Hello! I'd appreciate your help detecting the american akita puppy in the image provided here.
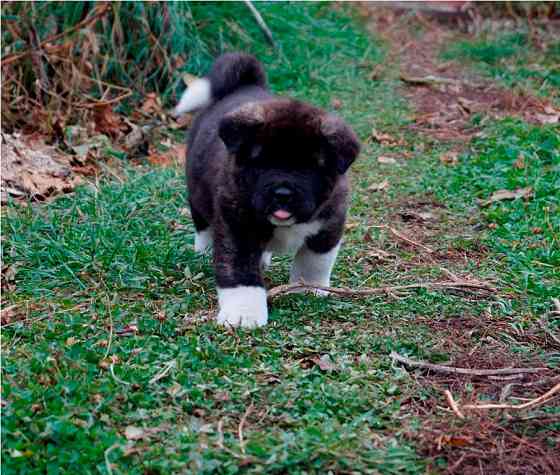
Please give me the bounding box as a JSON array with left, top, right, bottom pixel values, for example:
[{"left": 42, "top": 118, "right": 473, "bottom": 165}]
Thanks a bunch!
[{"left": 174, "top": 53, "right": 360, "bottom": 328}]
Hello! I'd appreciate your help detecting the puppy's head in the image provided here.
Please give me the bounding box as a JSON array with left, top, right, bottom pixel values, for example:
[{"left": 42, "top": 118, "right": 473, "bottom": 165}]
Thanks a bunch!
[{"left": 219, "top": 99, "right": 360, "bottom": 226}]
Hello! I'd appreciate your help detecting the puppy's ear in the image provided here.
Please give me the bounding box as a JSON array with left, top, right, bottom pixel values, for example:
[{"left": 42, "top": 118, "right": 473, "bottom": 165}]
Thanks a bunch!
[
  {"left": 320, "top": 115, "right": 360, "bottom": 174},
  {"left": 219, "top": 102, "right": 265, "bottom": 156}
]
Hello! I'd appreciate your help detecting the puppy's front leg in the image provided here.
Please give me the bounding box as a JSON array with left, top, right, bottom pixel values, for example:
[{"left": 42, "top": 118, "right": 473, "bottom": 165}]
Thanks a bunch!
[{"left": 213, "top": 237, "right": 268, "bottom": 328}]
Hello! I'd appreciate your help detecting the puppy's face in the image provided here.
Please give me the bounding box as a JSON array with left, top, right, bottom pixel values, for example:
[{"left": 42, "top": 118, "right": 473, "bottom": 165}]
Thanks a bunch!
[{"left": 219, "top": 100, "right": 360, "bottom": 226}]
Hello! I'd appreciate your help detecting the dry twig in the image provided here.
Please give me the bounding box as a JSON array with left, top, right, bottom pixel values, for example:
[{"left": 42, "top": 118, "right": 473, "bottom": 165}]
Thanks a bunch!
[
  {"left": 238, "top": 403, "right": 253, "bottom": 455},
  {"left": 464, "top": 383, "right": 560, "bottom": 411},
  {"left": 268, "top": 277, "right": 496, "bottom": 300},
  {"left": 149, "top": 359, "right": 176, "bottom": 385},
  {"left": 1, "top": 4, "right": 112, "bottom": 67},
  {"left": 444, "top": 389, "right": 465, "bottom": 419},
  {"left": 400, "top": 73, "right": 460, "bottom": 86},
  {"left": 387, "top": 226, "right": 435, "bottom": 253},
  {"left": 390, "top": 351, "right": 548, "bottom": 376},
  {"left": 243, "top": 1, "right": 275, "bottom": 46}
]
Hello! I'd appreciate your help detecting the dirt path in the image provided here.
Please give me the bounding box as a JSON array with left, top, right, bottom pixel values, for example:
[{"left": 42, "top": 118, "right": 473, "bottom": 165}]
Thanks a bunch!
[
  {"left": 361, "top": 5, "right": 557, "bottom": 143},
  {"left": 357, "top": 6, "right": 560, "bottom": 474}
]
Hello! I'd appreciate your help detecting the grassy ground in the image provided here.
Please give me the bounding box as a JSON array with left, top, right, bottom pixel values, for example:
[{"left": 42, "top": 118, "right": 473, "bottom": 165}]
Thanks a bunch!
[{"left": 2, "top": 3, "right": 559, "bottom": 474}]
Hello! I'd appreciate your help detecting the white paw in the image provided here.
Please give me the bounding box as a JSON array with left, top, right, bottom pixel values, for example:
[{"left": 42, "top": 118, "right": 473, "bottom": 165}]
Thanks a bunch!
[
  {"left": 261, "top": 252, "right": 272, "bottom": 270},
  {"left": 194, "top": 229, "right": 212, "bottom": 253},
  {"left": 216, "top": 286, "right": 268, "bottom": 328}
]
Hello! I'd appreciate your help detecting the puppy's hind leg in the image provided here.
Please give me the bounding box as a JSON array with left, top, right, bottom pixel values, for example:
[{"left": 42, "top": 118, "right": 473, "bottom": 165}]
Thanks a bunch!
[
  {"left": 290, "top": 242, "right": 341, "bottom": 296},
  {"left": 260, "top": 251, "right": 272, "bottom": 271},
  {"left": 191, "top": 206, "right": 212, "bottom": 254}
]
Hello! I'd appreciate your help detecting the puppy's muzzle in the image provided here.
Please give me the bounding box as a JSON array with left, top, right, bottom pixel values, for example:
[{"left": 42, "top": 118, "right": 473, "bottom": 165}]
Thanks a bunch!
[{"left": 269, "top": 185, "right": 296, "bottom": 226}]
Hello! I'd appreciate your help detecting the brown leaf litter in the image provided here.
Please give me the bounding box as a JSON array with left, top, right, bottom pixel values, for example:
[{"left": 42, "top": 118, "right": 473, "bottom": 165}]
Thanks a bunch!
[
  {"left": 1, "top": 132, "right": 83, "bottom": 203},
  {"left": 397, "top": 312, "right": 560, "bottom": 474}
]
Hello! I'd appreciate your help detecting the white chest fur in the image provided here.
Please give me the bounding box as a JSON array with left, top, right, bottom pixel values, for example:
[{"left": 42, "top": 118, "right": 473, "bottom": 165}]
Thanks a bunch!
[{"left": 266, "top": 220, "right": 322, "bottom": 254}]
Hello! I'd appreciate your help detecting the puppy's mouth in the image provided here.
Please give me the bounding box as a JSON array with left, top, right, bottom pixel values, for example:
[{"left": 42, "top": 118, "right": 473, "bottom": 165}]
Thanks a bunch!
[{"left": 269, "top": 209, "right": 295, "bottom": 227}]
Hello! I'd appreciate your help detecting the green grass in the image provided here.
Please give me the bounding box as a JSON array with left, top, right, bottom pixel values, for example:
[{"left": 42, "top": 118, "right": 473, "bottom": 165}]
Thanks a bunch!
[
  {"left": 442, "top": 30, "right": 560, "bottom": 104},
  {"left": 2, "top": 3, "right": 559, "bottom": 474},
  {"left": 424, "top": 119, "right": 560, "bottom": 316}
]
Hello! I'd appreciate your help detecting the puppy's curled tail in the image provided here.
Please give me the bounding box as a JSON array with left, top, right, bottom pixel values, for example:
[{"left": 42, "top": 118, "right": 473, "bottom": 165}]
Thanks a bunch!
[{"left": 173, "top": 53, "right": 266, "bottom": 116}]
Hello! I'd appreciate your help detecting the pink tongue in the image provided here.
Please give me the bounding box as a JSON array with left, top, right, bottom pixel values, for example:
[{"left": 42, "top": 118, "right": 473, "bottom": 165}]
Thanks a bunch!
[{"left": 273, "top": 210, "right": 292, "bottom": 220}]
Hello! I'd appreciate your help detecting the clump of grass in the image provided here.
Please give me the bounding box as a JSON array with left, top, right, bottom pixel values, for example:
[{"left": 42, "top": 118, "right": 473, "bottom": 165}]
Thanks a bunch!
[
  {"left": 444, "top": 32, "right": 529, "bottom": 65},
  {"left": 1, "top": 2, "right": 211, "bottom": 131}
]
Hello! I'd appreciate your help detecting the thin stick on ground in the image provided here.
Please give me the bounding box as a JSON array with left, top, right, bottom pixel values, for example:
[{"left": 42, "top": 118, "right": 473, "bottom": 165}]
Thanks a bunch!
[
  {"left": 109, "top": 364, "right": 130, "bottom": 386},
  {"left": 238, "top": 403, "right": 253, "bottom": 455},
  {"left": 444, "top": 389, "right": 465, "bottom": 419},
  {"left": 370, "top": 224, "right": 435, "bottom": 253},
  {"left": 538, "top": 298, "right": 560, "bottom": 346},
  {"left": 463, "top": 383, "right": 560, "bottom": 411},
  {"left": 149, "top": 359, "right": 176, "bottom": 385},
  {"left": 268, "top": 278, "right": 496, "bottom": 300},
  {"left": 390, "top": 351, "right": 548, "bottom": 376},
  {"left": 388, "top": 226, "right": 435, "bottom": 253},
  {"left": 243, "top": 1, "right": 275, "bottom": 46}
]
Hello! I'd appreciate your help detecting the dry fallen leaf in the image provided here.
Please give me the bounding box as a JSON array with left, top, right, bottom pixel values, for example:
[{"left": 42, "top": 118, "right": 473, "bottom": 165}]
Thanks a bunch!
[
  {"left": 365, "top": 249, "right": 396, "bottom": 262},
  {"left": 124, "top": 426, "right": 145, "bottom": 441},
  {"left": 1, "top": 133, "right": 83, "bottom": 203},
  {"left": 182, "top": 73, "right": 200, "bottom": 87},
  {"left": 147, "top": 144, "right": 186, "bottom": 167},
  {"left": 513, "top": 155, "right": 525, "bottom": 169},
  {"left": 370, "top": 129, "right": 403, "bottom": 146},
  {"left": 331, "top": 98, "right": 342, "bottom": 110},
  {"left": 1, "top": 264, "right": 17, "bottom": 293},
  {"left": 170, "top": 113, "right": 193, "bottom": 130},
  {"left": 399, "top": 210, "right": 436, "bottom": 222},
  {"left": 440, "top": 151, "right": 458, "bottom": 165},
  {"left": 377, "top": 156, "right": 398, "bottom": 165},
  {"left": 215, "top": 391, "right": 230, "bottom": 401},
  {"left": 116, "top": 323, "right": 138, "bottom": 337},
  {"left": 533, "top": 113, "right": 559, "bottom": 125},
  {"left": 532, "top": 104, "right": 560, "bottom": 125},
  {"left": 313, "top": 354, "right": 336, "bottom": 372},
  {"left": 480, "top": 187, "right": 533, "bottom": 207},
  {"left": 0, "top": 304, "right": 18, "bottom": 325},
  {"left": 93, "top": 104, "right": 128, "bottom": 139},
  {"left": 437, "top": 434, "right": 474, "bottom": 449},
  {"left": 140, "top": 93, "right": 163, "bottom": 116},
  {"left": 167, "top": 382, "right": 183, "bottom": 397},
  {"left": 367, "top": 179, "right": 389, "bottom": 192}
]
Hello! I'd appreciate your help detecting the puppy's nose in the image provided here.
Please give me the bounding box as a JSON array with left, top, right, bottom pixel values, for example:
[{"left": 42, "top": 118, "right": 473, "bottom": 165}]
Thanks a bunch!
[{"left": 273, "top": 186, "right": 293, "bottom": 203}]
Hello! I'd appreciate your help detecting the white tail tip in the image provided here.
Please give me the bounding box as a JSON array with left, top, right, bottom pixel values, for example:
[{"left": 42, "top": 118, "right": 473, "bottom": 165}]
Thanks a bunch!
[{"left": 173, "top": 78, "right": 212, "bottom": 117}]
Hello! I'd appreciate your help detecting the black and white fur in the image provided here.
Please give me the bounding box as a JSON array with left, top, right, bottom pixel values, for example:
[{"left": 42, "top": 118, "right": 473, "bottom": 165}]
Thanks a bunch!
[{"left": 175, "top": 53, "right": 360, "bottom": 328}]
